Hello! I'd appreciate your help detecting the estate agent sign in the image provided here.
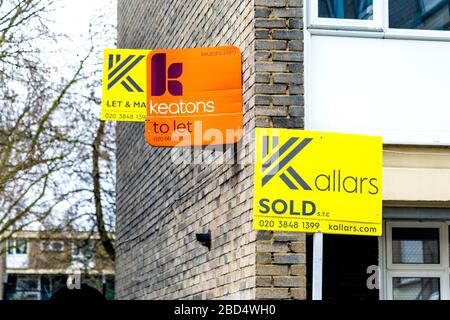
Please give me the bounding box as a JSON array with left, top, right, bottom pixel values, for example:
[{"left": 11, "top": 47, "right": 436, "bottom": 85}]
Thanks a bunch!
[
  {"left": 253, "top": 128, "right": 383, "bottom": 236},
  {"left": 101, "top": 46, "right": 243, "bottom": 147}
]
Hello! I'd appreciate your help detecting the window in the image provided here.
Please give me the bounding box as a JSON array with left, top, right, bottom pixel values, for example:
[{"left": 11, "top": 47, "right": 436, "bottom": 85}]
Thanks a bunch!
[
  {"left": 392, "top": 228, "right": 440, "bottom": 264},
  {"left": 40, "top": 275, "right": 66, "bottom": 300},
  {"left": 7, "top": 239, "right": 27, "bottom": 255},
  {"left": 319, "top": 0, "right": 373, "bottom": 19},
  {"left": 6, "top": 239, "right": 29, "bottom": 268},
  {"left": 383, "top": 221, "right": 450, "bottom": 300},
  {"left": 14, "top": 276, "right": 41, "bottom": 300},
  {"left": 393, "top": 277, "right": 440, "bottom": 300},
  {"left": 72, "top": 239, "right": 93, "bottom": 258},
  {"left": 309, "top": 0, "right": 450, "bottom": 36},
  {"left": 389, "top": 0, "right": 450, "bottom": 30},
  {"left": 40, "top": 240, "right": 65, "bottom": 252},
  {"left": 16, "top": 276, "right": 39, "bottom": 292},
  {"left": 71, "top": 239, "right": 95, "bottom": 269},
  {"left": 7, "top": 240, "right": 14, "bottom": 254},
  {"left": 309, "top": 0, "right": 383, "bottom": 31},
  {"left": 16, "top": 239, "right": 27, "bottom": 254}
]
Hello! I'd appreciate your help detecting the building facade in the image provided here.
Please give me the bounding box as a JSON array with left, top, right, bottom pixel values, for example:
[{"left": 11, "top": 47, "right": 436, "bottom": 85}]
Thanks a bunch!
[
  {"left": 116, "top": 0, "right": 450, "bottom": 300},
  {"left": 2, "top": 231, "right": 115, "bottom": 300}
]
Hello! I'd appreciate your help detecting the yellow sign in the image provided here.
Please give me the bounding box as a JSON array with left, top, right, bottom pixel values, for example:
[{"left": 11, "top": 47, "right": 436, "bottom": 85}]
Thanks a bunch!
[
  {"left": 253, "top": 129, "right": 382, "bottom": 236},
  {"left": 101, "top": 49, "right": 148, "bottom": 122}
]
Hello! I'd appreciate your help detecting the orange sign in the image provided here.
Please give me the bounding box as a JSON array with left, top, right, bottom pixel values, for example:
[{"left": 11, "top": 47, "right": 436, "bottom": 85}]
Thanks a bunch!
[{"left": 145, "top": 46, "right": 243, "bottom": 147}]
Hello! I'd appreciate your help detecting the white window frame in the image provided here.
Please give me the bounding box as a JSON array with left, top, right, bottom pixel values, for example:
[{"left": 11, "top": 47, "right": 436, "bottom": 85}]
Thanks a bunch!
[
  {"left": 307, "top": 0, "right": 450, "bottom": 41},
  {"left": 386, "top": 0, "right": 450, "bottom": 40},
  {"left": 386, "top": 271, "right": 446, "bottom": 300},
  {"left": 382, "top": 221, "right": 450, "bottom": 300},
  {"left": 386, "top": 221, "right": 446, "bottom": 271},
  {"left": 309, "top": 0, "right": 384, "bottom": 31}
]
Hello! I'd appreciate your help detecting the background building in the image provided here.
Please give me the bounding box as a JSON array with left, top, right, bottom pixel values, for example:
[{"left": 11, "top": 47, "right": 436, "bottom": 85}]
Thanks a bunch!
[
  {"left": 2, "top": 231, "right": 115, "bottom": 300},
  {"left": 116, "top": 0, "right": 450, "bottom": 300}
]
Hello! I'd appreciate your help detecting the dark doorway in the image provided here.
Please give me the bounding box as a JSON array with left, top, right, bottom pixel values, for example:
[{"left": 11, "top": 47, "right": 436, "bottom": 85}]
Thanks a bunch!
[{"left": 306, "top": 233, "right": 379, "bottom": 300}]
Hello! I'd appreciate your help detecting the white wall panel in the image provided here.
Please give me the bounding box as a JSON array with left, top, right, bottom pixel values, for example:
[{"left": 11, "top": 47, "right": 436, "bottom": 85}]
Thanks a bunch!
[{"left": 306, "top": 35, "right": 450, "bottom": 145}]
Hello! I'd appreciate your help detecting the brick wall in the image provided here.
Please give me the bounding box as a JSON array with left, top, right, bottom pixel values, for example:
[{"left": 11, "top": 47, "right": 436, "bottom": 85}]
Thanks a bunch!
[
  {"left": 116, "top": 0, "right": 306, "bottom": 300},
  {"left": 116, "top": 0, "right": 256, "bottom": 299},
  {"left": 253, "top": 0, "right": 306, "bottom": 300},
  {"left": 254, "top": 0, "right": 304, "bottom": 129}
]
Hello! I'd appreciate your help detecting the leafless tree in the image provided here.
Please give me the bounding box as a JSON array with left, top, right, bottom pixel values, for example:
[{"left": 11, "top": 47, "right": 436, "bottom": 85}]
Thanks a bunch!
[{"left": 0, "top": 0, "right": 116, "bottom": 261}]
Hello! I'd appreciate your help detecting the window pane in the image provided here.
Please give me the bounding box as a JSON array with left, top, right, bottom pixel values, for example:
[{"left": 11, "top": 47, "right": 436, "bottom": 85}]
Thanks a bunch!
[
  {"left": 52, "top": 241, "right": 64, "bottom": 252},
  {"left": 73, "top": 240, "right": 94, "bottom": 258},
  {"left": 41, "top": 240, "right": 64, "bottom": 252},
  {"left": 319, "top": 0, "right": 373, "bottom": 19},
  {"left": 7, "top": 240, "right": 14, "bottom": 254},
  {"left": 82, "top": 240, "right": 94, "bottom": 258},
  {"left": 15, "top": 239, "right": 27, "bottom": 254},
  {"left": 389, "top": 0, "right": 450, "bottom": 30},
  {"left": 393, "top": 277, "right": 440, "bottom": 300},
  {"left": 392, "top": 228, "right": 439, "bottom": 264},
  {"left": 16, "top": 276, "right": 39, "bottom": 291}
]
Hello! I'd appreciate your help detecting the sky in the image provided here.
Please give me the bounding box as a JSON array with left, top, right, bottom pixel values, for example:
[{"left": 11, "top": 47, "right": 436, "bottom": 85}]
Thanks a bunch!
[
  {"left": 51, "top": 0, "right": 111, "bottom": 36},
  {"left": 45, "top": 0, "right": 117, "bottom": 72},
  {"left": 35, "top": 0, "right": 117, "bottom": 230}
]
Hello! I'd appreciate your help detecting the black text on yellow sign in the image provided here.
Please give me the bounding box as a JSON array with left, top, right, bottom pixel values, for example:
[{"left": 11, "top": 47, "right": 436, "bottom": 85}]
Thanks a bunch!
[
  {"left": 101, "top": 49, "right": 148, "bottom": 122},
  {"left": 253, "top": 129, "right": 383, "bottom": 236}
]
